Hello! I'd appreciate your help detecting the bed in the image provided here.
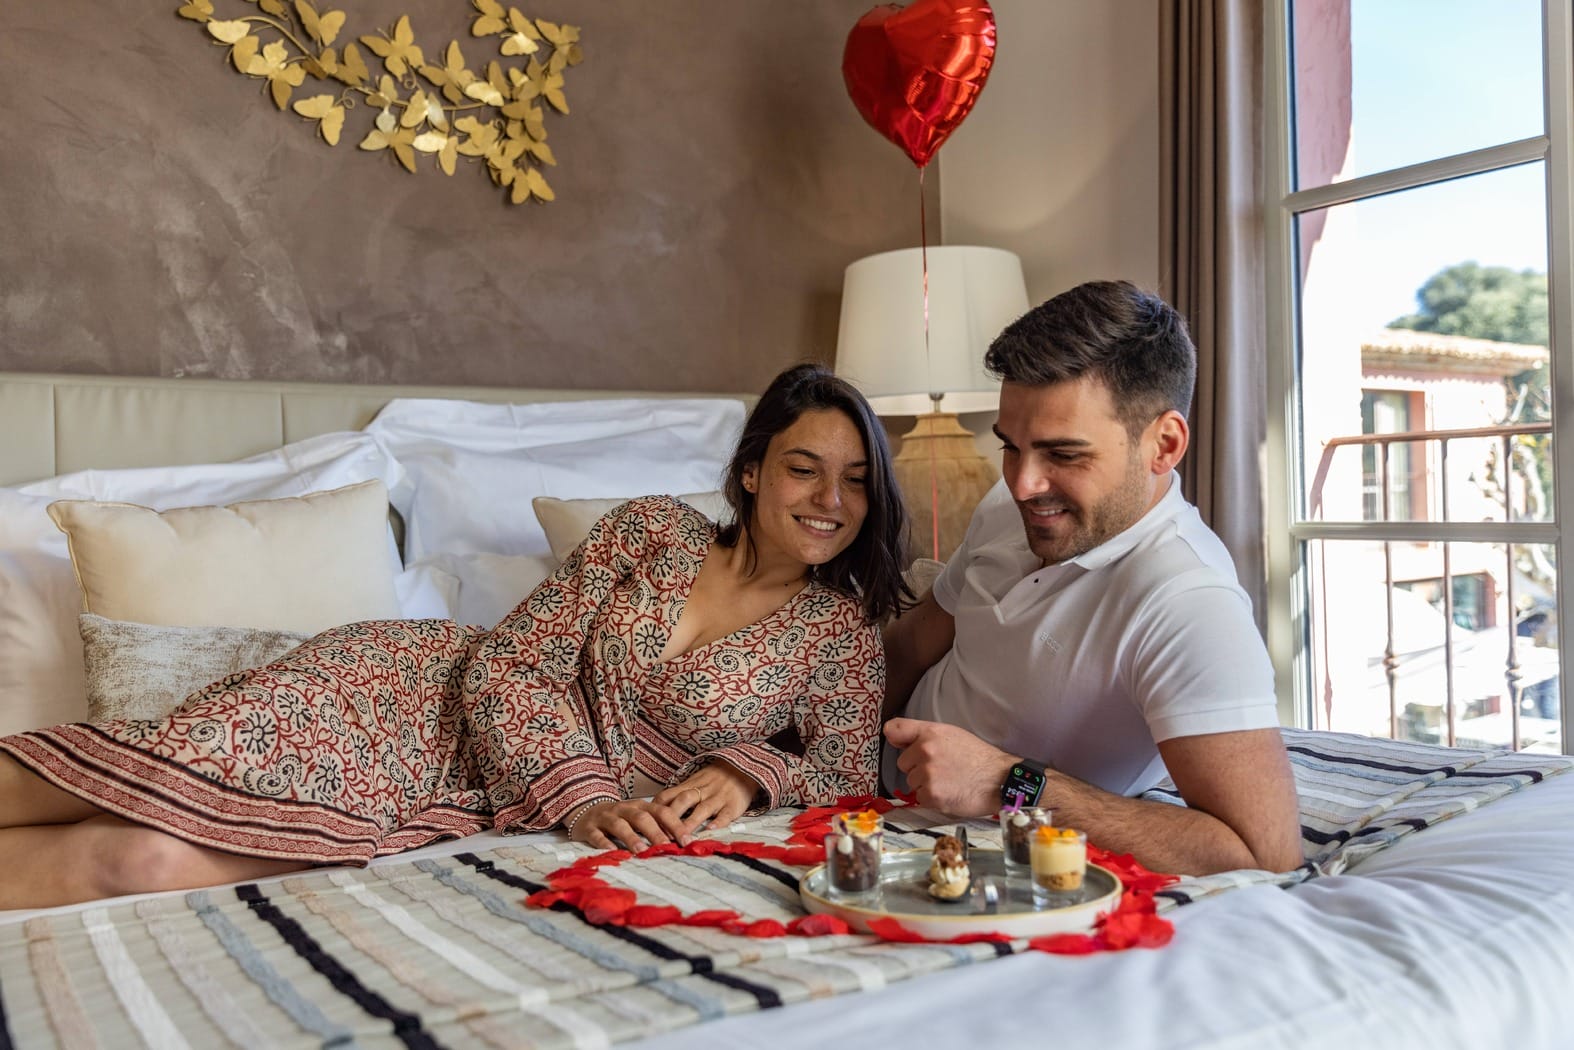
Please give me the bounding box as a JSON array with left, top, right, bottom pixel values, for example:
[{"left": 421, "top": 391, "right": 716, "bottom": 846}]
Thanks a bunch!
[{"left": 1, "top": 372, "right": 1571, "bottom": 1050}]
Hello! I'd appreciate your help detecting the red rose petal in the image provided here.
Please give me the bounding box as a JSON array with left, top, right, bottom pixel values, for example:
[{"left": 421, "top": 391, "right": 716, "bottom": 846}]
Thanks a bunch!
[
  {"left": 623, "top": 905, "right": 684, "bottom": 927},
  {"left": 788, "top": 827, "right": 831, "bottom": 848},
  {"left": 678, "top": 910, "right": 742, "bottom": 927},
  {"left": 740, "top": 919, "right": 787, "bottom": 938},
  {"left": 866, "top": 917, "right": 929, "bottom": 943},
  {"left": 1029, "top": 933, "right": 1100, "bottom": 955},
  {"left": 579, "top": 886, "right": 638, "bottom": 925},
  {"left": 787, "top": 914, "right": 851, "bottom": 937},
  {"left": 780, "top": 846, "right": 824, "bottom": 866},
  {"left": 947, "top": 931, "right": 1014, "bottom": 945},
  {"left": 546, "top": 873, "right": 607, "bottom": 892}
]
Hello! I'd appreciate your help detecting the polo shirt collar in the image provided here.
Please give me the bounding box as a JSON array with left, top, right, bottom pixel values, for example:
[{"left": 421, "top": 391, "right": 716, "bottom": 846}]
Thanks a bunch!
[{"left": 1059, "top": 470, "right": 1185, "bottom": 572}]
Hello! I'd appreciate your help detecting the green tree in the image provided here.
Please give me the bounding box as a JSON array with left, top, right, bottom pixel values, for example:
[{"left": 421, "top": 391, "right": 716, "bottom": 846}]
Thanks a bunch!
[{"left": 1389, "top": 260, "right": 1548, "bottom": 347}]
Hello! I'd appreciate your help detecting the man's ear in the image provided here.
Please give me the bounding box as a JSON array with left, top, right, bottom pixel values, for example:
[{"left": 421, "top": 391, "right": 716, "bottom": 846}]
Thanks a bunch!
[{"left": 1148, "top": 410, "right": 1189, "bottom": 475}]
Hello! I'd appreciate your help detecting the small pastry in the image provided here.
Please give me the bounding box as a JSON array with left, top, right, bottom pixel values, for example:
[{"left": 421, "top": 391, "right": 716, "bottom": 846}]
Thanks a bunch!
[{"left": 927, "top": 834, "right": 972, "bottom": 901}]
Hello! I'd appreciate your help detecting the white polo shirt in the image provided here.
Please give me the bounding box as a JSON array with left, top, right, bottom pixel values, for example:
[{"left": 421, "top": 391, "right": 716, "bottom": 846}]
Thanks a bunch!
[{"left": 886, "top": 474, "right": 1278, "bottom": 798}]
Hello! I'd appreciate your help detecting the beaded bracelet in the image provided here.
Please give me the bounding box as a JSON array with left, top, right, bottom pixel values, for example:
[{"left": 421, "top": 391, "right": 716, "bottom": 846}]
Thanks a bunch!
[{"left": 564, "top": 798, "right": 616, "bottom": 838}]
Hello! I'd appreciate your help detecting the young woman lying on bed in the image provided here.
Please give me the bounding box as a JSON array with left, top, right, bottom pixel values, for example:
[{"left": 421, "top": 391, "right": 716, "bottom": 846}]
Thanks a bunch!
[{"left": 0, "top": 364, "right": 911, "bottom": 909}]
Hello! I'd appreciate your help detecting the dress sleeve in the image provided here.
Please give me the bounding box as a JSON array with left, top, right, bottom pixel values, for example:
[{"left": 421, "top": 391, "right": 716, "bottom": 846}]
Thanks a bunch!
[
  {"left": 687, "top": 615, "right": 885, "bottom": 810},
  {"left": 462, "top": 497, "right": 663, "bottom": 832}
]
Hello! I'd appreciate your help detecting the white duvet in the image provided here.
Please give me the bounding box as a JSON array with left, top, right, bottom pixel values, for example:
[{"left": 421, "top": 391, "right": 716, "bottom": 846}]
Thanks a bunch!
[{"left": 637, "top": 771, "right": 1574, "bottom": 1050}]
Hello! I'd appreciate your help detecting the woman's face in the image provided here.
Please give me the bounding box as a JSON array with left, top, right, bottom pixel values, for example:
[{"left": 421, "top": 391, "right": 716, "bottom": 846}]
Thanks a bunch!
[{"left": 741, "top": 408, "right": 870, "bottom": 569}]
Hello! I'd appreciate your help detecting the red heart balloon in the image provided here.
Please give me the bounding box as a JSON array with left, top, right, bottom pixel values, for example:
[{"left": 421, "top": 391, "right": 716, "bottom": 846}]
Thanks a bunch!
[{"left": 842, "top": 0, "right": 997, "bottom": 168}]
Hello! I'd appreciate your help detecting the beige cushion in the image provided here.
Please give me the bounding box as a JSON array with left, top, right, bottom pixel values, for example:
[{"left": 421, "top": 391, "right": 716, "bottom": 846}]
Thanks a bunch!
[
  {"left": 904, "top": 557, "right": 945, "bottom": 597},
  {"left": 47, "top": 480, "right": 400, "bottom": 633},
  {"left": 79, "top": 614, "right": 309, "bottom": 722},
  {"left": 532, "top": 492, "right": 730, "bottom": 563}
]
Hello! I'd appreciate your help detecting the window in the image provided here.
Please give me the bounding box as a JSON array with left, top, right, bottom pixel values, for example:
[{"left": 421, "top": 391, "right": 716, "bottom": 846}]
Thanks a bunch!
[
  {"left": 1360, "top": 389, "right": 1420, "bottom": 521},
  {"left": 1265, "top": 1, "right": 1571, "bottom": 755}
]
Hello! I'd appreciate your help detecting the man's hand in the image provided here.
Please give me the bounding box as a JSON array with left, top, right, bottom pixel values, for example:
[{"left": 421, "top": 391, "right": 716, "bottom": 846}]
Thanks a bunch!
[
  {"left": 884, "top": 717, "right": 1015, "bottom": 817},
  {"left": 652, "top": 760, "right": 758, "bottom": 836}
]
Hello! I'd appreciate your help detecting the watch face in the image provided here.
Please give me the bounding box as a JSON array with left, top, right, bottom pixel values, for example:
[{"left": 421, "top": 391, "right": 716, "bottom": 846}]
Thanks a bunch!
[{"left": 1002, "top": 765, "right": 1045, "bottom": 807}]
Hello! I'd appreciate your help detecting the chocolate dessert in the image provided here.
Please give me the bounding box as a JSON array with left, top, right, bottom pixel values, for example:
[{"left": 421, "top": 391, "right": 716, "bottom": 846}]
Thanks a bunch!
[
  {"left": 828, "top": 810, "right": 883, "bottom": 894},
  {"left": 1001, "top": 806, "right": 1050, "bottom": 867}
]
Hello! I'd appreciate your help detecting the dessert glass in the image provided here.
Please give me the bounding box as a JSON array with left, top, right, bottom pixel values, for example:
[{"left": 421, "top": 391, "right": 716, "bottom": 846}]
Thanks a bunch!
[
  {"left": 826, "top": 809, "right": 884, "bottom": 899},
  {"left": 1029, "top": 827, "right": 1088, "bottom": 906},
  {"left": 997, "top": 805, "right": 1052, "bottom": 874}
]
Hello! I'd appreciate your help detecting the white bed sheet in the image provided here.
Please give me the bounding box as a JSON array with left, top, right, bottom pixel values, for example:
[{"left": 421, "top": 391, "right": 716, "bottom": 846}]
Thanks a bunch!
[
  {"left": 5, "top": 775, "right": 1571, "bottom": 1050},
  {"left": 633, "top": 773, "right": 1574, "bottom": 1050}
]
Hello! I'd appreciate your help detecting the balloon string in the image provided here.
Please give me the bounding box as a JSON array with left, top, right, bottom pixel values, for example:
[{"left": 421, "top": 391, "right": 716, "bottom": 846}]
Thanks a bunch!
[
  {"left": 919, "top": 166, "right": 939, "bottom": 560},
  {"left": 919, "top": 166, "right": 938, "bottom": 557}
]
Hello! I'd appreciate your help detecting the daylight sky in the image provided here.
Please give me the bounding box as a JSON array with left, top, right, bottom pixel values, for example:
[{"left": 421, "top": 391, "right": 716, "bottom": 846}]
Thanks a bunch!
[{"left": 1338, "top": 0, "right": 1548, "bottom": 336}]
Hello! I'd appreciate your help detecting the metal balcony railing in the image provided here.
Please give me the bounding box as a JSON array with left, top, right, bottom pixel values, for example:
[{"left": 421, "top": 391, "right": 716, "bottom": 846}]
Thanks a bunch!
[{"left": 1305, "top": 422, "right": 1557, "bottom": 751}]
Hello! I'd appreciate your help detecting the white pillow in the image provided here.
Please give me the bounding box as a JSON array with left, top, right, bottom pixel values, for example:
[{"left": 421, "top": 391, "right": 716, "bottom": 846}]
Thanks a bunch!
[
  {"left": 403, "top": 551, "right": 558, "bottom": 627},
  {"left": 392, "top": 562, "right": 457, "bottom": 620},
  {"left": 47, "top": 481, "right": 400, "bottom": 633},
  {"left": 16, "top": 431, "right": 406, "bottom": 511},
  {"left": 0, "top": 542, "right": 92, "bottom": 734},
  {"left": 366, "top": 397, "right": 744, "bottom": 562},
  {"left": 533, "top": 491, "right": 730, "bottom": 563},
  {"left": 0, "top": 432, "right": 405, "bottom": 737}
]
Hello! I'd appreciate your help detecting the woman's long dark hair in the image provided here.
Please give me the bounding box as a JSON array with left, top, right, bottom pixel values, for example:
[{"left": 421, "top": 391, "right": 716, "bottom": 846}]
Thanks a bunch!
[{"left": 715, "top": 363, "right": 912, "bottom": 623}]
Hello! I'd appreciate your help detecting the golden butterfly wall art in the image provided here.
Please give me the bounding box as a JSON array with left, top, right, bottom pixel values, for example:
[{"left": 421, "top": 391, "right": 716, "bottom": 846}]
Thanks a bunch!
[{"left": 177, "top": 0, "right": 582, "bottom": 204}]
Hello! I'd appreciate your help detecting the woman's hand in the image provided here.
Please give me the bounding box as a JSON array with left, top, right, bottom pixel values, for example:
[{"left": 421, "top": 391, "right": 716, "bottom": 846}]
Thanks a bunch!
[
  {"left": 568, "top": 799, "right": 693, "bottom": 852},
  {"left": 652, "top": 761, "right": 759, "bottom": 836}
]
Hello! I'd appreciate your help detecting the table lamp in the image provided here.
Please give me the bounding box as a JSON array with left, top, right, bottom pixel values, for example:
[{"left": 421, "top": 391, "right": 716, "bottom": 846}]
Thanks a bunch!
[{"left": 835, "top": 245, "right": 1031, "bottom": 561}]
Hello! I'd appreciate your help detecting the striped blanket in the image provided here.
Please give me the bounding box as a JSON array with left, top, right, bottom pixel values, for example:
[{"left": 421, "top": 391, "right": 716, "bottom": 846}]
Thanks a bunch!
[
  {"left": 0, "top": 729, "right": 1567, "bottom": 1049},
  {"left": 1143, "top": 729, "right": 1571, "bottom": 906}
]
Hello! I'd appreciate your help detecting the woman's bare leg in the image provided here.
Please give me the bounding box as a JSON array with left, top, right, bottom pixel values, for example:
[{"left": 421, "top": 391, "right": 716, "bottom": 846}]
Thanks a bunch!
[
  {"left": 0, "top": 753, "right": 102, "bottom": 827},
  {"left": 0, "top": 815, "right": 307, "bottom": 910}
]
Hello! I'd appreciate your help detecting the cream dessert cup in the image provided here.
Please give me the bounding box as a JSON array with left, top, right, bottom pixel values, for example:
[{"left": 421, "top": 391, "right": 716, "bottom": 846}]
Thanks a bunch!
[{"left": 1029, "top": 827, "right": 1088, "bottom": 905}]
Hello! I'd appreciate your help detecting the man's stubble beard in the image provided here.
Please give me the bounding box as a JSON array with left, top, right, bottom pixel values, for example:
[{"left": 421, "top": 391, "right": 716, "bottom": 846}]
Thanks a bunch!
[{"left": 1022, "top": 453, "right": 1151, "bottom": 566}]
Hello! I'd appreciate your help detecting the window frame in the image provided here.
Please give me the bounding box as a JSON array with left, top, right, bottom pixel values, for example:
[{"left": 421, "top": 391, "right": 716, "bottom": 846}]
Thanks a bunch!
[{"left": 1263, "top": 0, "right": 1574, "bottom": 754}]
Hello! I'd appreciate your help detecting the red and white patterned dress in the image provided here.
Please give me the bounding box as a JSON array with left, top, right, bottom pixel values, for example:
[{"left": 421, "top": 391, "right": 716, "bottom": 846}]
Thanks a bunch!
[{"left": 0, "top": 497, "right": 884, "bottom": 864}]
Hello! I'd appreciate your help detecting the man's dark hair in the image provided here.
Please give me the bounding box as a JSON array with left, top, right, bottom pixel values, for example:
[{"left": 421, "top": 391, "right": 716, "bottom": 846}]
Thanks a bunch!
[
  {"left": 716, "top": 363, "right": 913, "bottom": 623},
  {"left": 983, "top": 280, "right": 1197, "bottom": 435}
]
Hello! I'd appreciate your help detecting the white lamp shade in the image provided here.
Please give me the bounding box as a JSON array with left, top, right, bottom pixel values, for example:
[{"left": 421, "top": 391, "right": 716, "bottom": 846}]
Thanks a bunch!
[{"left": 835, "top": 246, "right": 1030, "bottom": 416}]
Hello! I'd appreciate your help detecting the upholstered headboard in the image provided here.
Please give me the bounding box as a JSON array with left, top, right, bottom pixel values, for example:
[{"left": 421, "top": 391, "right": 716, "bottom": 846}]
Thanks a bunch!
[{"left": 0, "top": 372, "right": 751, "bottom": 486}]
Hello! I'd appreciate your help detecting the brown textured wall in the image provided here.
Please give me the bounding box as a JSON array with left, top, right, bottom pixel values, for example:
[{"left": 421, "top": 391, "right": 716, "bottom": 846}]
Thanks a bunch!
[{"left": 0, "top": 2, "right": 934, "bottom": 394}]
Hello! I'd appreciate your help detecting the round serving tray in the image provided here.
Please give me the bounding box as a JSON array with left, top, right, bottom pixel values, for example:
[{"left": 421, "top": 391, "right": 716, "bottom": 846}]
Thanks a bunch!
[{"left": 799, "top": 848, "right": 1120, "bottom": 940}]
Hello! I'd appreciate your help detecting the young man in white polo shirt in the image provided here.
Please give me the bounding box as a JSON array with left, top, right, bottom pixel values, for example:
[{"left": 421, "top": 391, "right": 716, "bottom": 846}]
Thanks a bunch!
[{"left": 882, "top": 281, "right": 1302, "bottom": 876}]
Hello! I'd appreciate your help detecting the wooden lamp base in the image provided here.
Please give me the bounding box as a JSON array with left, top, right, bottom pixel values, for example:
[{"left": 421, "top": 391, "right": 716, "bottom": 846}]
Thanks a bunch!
[{"left": 891, "top": 412, "right": 999, "bottom": 563}]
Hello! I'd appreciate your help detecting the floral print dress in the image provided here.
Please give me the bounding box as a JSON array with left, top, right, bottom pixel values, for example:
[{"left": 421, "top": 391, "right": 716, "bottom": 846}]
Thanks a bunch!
[{"left": 0, "top": 497, "right": 884, "bottom": 864}]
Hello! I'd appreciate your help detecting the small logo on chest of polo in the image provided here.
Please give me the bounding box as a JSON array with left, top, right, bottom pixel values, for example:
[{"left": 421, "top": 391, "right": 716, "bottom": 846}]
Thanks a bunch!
[{"left": 1035, "top": 631, "right": 1062, "bottom": 653}]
